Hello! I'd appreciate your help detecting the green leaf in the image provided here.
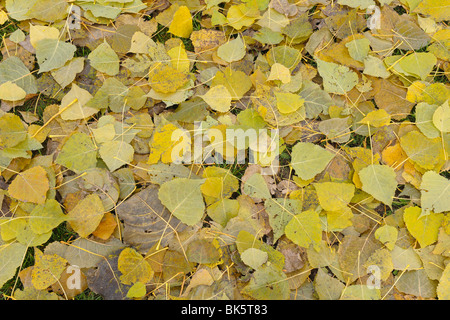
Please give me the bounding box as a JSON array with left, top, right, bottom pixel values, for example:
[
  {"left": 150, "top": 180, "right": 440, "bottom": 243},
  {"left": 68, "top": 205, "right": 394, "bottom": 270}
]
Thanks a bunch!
[
  {"left": 0, "top": 113, "right": 27, "bottom": 148},
  {"left": 337, "top": 0, "right": 375, "bottom": 9},
  {"left": 217, "top": 36, "right": 246, "bottom": 63},
  {"left": 291, "top": 142, "right": 334, "bottom": 180},
  {"left": 264, "top": 198, "right": 301, "bottom": 242},
  {"left": 0, "top": 242, "right": 28, "bottom": 288},
  {"left": 420, "top": 171, "right": 450, "bottom": 215},
  {"left": 345, "top": 38, "right": 370, "bottom": 62},
  {"left": 432, "top": 100, "right": 450, "bottom": 133},
  {"left": 51, "top": 58, "right": 85, "bottom": 89},
  {"left": 35, "top": 39, "right": 76, "bottom": 73},
  {"left": 158, "top": 178, "right": 205, "bottom": 226},
  {"left": 363, "top": 55, "right": 391, "bottom": 79},
  {"left": 397, "top": 52, "right": 437, "bottom": 80},
  {"left": 99, "top": 140, "right": 134, "bottom": 172},
  {"left": 29, "top": 199, "right": 66, "bottom": 235},
  {"left": 88, "top": 41, "right": 120, "bottom": 76},
  {"left": 236, "top": 230, "right": 285, "bottom": 270},
  {"left": 316, "top": 58, "right": 358, "bottom": 94},
  {"left": 242, "top": 172, "right": 272, "bottom": 200},
  {"left": 359, "top": 164, "right": 397, "bottom": 207},
  {"left": 314, "top": 268, "right": 345, "bottom": 300},
  {"left": 55, "top": 132, "right": 98, "bottom": 174},
  {"left": 340, "top": 285, "right": 381, "bottom": 300},
  {"left": 241, "top": 265, "right": 290, "bottom": 300},
  {"left": 0, "top": 56, "right": 37, "bottom": 94},
  {"left": 9, "top": 29, "right": 25, "bottom": 43},
  {"left": 285, "top": 209, "right": 322, "bottom": 250},
  {"left": 240, "top": 248, "right": 268, "bottom": 270},
  {"left": 416, "top": 102, "right": 440, "bottom": 138},
  {"left": 207, "top": 199, "right": 239, "bottom": 226}
]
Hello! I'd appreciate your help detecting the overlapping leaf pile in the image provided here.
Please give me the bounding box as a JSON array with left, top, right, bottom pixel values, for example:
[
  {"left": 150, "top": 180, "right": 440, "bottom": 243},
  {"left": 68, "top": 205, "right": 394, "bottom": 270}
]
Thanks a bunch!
[{"left": 0, "top": 0, "right": 449, "bottom": 300}]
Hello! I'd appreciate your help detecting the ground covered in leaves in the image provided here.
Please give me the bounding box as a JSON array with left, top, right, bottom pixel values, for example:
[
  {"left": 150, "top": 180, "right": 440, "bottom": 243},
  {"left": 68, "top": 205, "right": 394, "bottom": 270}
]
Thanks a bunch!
[{"left": 0, "top": 0, "right": 449, "bottom": 300}]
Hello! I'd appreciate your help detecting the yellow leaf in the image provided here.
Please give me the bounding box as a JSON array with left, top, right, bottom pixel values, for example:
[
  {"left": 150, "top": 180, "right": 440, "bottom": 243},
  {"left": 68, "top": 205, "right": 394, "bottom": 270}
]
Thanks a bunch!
[
  {"left": 324, "top": 207, "right": 354, "bottom": 231},
  {"left": 168, "top": 6, "right": 193, "bottom": 38},
  {"left": 227, "top": 4, "right": 259, "bottom": 30},
  {"left": 267, "top": 63, "right": 291, "bottom": 84},
  {"left": 364, "top": 248, "right": 394, "bottom": 281},
  {"left": 211, "top": 67, "right": 252, "bottom": 100},
  {"left": 92, "top": 212, "right": 117, "bottom": 241},
  {"left": 200, "top": 177, "right": 224, "bottom": 198},
  {"left": 0, "top": 113, "right": 27, "bottom": 148},
  {"left": 432, "top": 100, "right": 450, "bottom": 132},
  {"left": 217, "top": 36, "right": 246, "bottom": 63},
  {"left": 59, "top": 84, "right": 96, "bottom": 121},
  {"left": 8, "top": 166, "right": 49, "bottom": 205},
  {"left": 0, "top": 10, "right": 9, "bottom": 25},
  {"left": 382, "top": 143, "right": 408, "bottom": 170},
  {"left": 275, "top": 91, "right": 305, "bottom": 114},
  {"left": 359, "top": 109, "right": 391, "bottom": 127},
  {"left": 437, "top": 263, "right": 450, "bottom": 300},
  {"left": 400, "top": 130, "right": 443, "bottom": 170},
  {"left": 314, "top": 182, "right": 355, "bottom": 211},
  {"left": 200, "top": 85, "right": 232, "bottom": 112},
  {"left": 202, "top": 166, "right": 239, "bottom": 199},
  {"left": 68, "top": 194, "right": 105, "bottom": 238},
  {"left": 167, "top": 45, "right": 190, "bottom": 73},
  {"left": 148, "top": 63, "right": 189, "bottom": 94},
  {"left": 118, "top": 247, "right": 154, "bottom": 285},
  {"left": 28, "top": 124, "right": 50, "bottom": 144},
  {"left": 31, "top": 249, "right": 67, "bottom": 290},
  {"left": 29, "top": 199, "right": 66, "bottom": 235},
  {"left": 29, "top": 24, "right": 60, "bottom": 48},
  {"left": 0, "top": 81, "right": 26, "bottom": 101},
  {"left": 406, "top": 82, "right": 450, "bottom": 105},
  {"left": 285, "top": 209, "right": 322, "bottom": 250},
  {"left": 403, "top": 206, "right": 444, "bottom": 248},
  {"left": 127, "top": 282, "right": 147, "bottom": 299},
  {"left": 148, "top": 122, "right": 189, "bottom": 164},
  {"left": 413, "top": 0, "right": 450, "bottom": 22},
  {"left": 0, "top": 218, "right": 27, "bottom": 242}
]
